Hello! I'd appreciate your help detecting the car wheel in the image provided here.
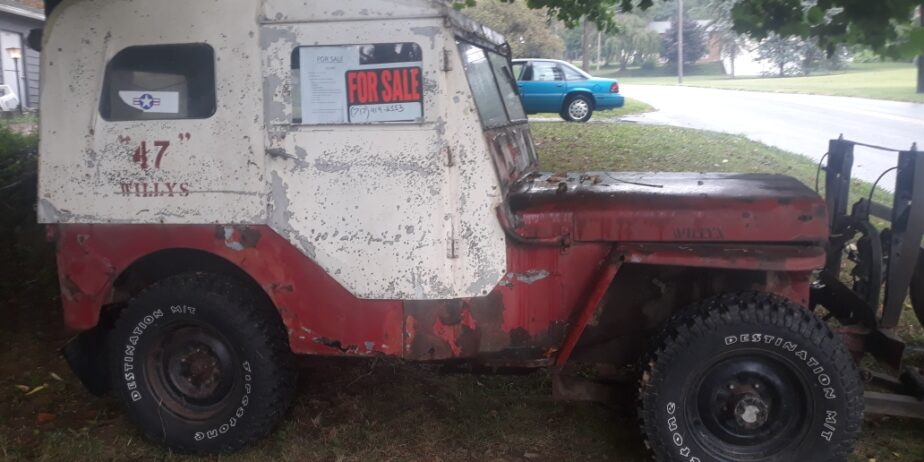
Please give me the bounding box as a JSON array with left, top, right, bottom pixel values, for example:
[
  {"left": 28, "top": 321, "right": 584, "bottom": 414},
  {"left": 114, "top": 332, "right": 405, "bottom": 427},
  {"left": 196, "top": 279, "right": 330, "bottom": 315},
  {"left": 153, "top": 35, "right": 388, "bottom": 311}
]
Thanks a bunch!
[
  {"left": 639, "top": 292, "right": 863, "bottom": 462},
  {"left": 562, "top": 94, "right": 593, "bottom": 122},
  {"left": 108, "top": 273, "right": 295, "bottom": 454}
]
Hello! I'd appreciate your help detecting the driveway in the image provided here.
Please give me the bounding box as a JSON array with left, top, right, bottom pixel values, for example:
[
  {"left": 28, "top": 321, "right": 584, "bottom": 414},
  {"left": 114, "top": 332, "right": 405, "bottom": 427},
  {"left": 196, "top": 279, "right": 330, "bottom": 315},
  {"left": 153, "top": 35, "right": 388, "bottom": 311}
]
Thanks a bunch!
[{"left": 620, "top": 84, "right": 924, "bottom": 187}]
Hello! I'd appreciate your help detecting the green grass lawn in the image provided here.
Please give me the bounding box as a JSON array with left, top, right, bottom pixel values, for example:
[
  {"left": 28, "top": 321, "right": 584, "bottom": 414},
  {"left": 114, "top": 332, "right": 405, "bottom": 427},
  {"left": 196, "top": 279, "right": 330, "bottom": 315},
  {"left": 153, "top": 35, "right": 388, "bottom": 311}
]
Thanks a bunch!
[
  {"left": 613, "top": 62, "right": 924, "bottom": 103},
  {"left": 1, "top": 123, "right": 921, "bottom": 461}
]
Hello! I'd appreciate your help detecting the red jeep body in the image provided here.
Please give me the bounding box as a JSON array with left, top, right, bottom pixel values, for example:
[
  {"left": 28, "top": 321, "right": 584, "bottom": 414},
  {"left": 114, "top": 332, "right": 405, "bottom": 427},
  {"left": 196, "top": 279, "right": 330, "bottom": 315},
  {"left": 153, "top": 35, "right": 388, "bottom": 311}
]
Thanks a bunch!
[{"left": 54, "top": 172, "right": 827, "bottom": 367}]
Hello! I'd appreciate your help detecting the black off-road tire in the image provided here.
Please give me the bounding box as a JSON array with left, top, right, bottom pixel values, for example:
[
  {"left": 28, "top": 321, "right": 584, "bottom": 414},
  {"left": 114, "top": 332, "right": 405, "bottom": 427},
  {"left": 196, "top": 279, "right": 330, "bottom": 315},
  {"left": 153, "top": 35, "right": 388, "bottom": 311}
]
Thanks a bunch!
[
  {"left": 108, "top": 273, "right": 295, "bottom": 453},
  {"left": 639, "top": 292, "right": 863, "bottom": 462},
  {"left": 561, "top": 94, "right": 594, "bottom": 122}
]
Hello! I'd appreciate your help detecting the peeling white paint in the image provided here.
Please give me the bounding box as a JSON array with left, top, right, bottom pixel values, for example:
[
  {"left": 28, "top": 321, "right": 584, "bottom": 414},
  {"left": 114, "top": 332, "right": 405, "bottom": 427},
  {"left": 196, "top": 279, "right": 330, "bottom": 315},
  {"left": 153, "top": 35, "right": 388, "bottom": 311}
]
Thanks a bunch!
[
  {"left": 39, "top": 0, "right": 266, "bottom": 225},
  {"left": 260, "top": 1, "right": 506, "bottom": 300},
  {"left": 39, "top": 0, "right": 508, "bottom": 301}
]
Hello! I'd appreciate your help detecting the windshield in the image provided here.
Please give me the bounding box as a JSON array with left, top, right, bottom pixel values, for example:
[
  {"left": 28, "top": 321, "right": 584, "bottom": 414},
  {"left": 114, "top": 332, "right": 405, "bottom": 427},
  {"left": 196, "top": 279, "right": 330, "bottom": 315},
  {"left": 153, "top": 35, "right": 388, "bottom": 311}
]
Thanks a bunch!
[{"left": 457, "top": 42, "right": 526, "bottom": 128}]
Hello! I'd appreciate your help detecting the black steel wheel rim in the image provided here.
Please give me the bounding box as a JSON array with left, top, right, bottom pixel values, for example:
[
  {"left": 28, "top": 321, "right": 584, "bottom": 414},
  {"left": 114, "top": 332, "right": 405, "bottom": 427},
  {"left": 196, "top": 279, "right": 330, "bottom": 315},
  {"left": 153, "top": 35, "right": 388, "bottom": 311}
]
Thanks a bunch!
[
  {"left": 687, "top": 351, "right": 811, "bottom": 458},
  {"left": 145, "top": 321, "right": 240, "bottom": 421}
]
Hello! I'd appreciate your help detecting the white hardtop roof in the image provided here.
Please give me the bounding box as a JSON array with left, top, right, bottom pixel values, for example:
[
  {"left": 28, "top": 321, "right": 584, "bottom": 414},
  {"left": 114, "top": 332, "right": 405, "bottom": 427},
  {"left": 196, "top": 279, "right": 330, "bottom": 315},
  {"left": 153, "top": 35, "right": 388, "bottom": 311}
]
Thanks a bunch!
[
  {"left": 46, "top": 0, "right": 507, "bottom": 49},
  {"left": 0, "top": 0, "right": 44, "bottom": 21}
]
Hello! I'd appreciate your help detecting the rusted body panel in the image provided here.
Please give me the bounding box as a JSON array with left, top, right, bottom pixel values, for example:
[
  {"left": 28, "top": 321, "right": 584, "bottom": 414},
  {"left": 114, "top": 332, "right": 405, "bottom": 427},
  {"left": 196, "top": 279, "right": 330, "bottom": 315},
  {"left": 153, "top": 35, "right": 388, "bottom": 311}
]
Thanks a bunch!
[
  {"left": 55, "top": 221, "right": 819, "bottom": 365},
  {"left": 403, "top": 242, "right": 610, "bottom": 361},
  {"left": 55, "top": 224, "right": 406, "bottom": 356},
  {"left": 507, "top": 172, "right": 828, "bottom": 243}
]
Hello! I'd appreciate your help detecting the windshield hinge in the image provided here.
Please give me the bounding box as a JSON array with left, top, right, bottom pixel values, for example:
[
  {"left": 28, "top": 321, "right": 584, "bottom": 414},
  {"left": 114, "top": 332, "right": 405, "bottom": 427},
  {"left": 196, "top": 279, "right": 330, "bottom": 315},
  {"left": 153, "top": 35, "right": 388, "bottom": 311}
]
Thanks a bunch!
[
  {"left": 447, "top": 220, "right": 459, "bottom": 259},
  {"left": 442, "top": 48, "right": 452, "bottom": 72}
]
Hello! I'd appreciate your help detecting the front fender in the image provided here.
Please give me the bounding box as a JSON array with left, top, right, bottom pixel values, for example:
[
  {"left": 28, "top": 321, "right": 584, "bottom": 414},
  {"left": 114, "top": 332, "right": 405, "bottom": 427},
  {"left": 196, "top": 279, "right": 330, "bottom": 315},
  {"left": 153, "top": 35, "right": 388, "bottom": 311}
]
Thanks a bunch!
[{"left": 617, "top": 242, "right": 826, "bottom": 273}]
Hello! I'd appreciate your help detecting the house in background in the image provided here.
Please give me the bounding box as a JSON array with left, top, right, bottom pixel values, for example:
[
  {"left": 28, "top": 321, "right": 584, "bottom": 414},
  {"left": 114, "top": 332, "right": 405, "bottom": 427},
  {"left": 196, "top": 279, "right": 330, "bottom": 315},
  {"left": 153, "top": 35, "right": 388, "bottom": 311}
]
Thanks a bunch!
[{"left": 0, "top": 0, "right": 43, "bottom": 109}]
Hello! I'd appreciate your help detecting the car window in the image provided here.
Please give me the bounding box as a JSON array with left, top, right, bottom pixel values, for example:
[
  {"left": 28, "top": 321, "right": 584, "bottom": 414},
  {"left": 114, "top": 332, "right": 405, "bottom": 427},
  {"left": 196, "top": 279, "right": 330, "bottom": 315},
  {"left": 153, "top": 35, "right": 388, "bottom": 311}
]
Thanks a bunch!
[
  {"left": 99, "top": 43, "right": 216, "bottom": 122},
  {"left": 512, "top": 62, "right": 525, "bottom": 80},
  {"left": 529, "top": 62, "right": 564, "bottom": 81},
  {"left": 562, "top": 64, "right": 587, "bottom": 81}
]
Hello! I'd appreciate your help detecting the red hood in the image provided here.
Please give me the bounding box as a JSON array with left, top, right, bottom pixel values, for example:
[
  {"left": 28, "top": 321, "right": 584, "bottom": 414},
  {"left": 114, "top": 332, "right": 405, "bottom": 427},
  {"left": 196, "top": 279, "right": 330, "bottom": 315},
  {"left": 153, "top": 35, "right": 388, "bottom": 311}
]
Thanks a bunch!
[{"left": 507, "top": 172, "right": 829, "bottom": 244}]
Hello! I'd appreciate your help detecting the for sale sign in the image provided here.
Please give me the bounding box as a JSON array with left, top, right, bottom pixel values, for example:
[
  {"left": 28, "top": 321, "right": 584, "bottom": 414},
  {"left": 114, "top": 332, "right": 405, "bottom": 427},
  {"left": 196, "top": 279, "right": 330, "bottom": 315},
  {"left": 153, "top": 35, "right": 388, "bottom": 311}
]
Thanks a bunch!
[
  {"left": 295, "top": 43, "right": 423, "bottom": 125},
  {"left": 345, "top": 67, "right": 422, "bottom": 123}
]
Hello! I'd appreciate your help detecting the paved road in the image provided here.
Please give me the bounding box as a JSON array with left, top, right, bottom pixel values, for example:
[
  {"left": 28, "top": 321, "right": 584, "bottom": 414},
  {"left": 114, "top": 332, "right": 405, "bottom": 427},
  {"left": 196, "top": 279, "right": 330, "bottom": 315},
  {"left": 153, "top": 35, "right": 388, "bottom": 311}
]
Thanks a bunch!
[{"left": 619, "top": 85, "right": 924, "bottom": 188}]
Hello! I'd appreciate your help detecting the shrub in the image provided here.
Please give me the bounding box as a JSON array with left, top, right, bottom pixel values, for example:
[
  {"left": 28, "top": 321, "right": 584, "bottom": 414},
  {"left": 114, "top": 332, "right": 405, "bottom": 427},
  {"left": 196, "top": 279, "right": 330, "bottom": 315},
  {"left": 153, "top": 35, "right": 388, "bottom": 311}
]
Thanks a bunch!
[{"left": 0, "top": 124, "right": 55, "bottom": 298}]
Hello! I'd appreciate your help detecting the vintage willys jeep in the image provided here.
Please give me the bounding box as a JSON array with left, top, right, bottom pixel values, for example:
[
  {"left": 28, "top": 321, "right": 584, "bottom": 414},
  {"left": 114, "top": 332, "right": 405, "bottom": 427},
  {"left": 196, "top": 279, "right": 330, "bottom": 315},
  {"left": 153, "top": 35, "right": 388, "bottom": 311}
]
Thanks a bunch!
[{"left": 35, "top": 0, "right": 924, "bottom": 460}]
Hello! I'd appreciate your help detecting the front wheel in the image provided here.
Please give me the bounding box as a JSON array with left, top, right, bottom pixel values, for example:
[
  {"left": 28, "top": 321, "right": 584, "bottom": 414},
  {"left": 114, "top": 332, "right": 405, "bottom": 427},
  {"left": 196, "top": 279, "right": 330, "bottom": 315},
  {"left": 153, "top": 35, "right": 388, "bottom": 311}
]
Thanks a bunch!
[
  {"left": 108, "top": 273, "right": 295, "bottom": 453},
  {"left": 639, "top": 292, "right": 863, "bottom": 462},
  {"left": 561, "top": 94, "right": 593, "bottom": 122}
]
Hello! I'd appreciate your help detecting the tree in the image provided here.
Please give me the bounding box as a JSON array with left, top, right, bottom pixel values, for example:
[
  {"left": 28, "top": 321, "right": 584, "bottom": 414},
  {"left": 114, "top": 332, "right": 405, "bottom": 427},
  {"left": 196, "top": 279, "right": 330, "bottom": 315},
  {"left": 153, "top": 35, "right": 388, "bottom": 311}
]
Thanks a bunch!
[
  {"left": 754, "top": 34, "right": 803, "bottom": 77},
  {"left": 705, "top": 0, "right": 745, "bottom": 77},
  {"left": 603, "top": 14, "right": 661, "bottom": 70},
  {"left": 463, "top": 0, "right": 565, "bottom": 58},
  {"left": 662, "top": 16, "right": 707, "bottom": 65},
  {"left": 582, "top": 17, "right": 594, "bottom": 70},
  {"left": 729, "top": 0, "right": 923, "bottom": 92},
  {"left": 918, "top": 5, "right": 923, "bottom": 93},
  {"left": 456, "top": 0, "right": 924, "bottom": 91},
  {"left": 561, "top": 27, "right": 584, "bottom": 61}
]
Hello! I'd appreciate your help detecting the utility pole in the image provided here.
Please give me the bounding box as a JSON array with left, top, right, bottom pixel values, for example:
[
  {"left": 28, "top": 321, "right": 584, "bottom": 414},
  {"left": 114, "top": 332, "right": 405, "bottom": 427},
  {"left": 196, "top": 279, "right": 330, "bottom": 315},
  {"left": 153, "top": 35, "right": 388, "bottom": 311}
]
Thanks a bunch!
[
  {"left": 918, "top": 3, "right": 923, "bottom": 93},
  {"left": 596, "top": 29, "right": 602, "bottom": 72},
  {"left": 581, "top": 17, "right": 592, "bottom": 71},
  {"left": 678, "top": 0, "right": 684, "bottom": 84}
]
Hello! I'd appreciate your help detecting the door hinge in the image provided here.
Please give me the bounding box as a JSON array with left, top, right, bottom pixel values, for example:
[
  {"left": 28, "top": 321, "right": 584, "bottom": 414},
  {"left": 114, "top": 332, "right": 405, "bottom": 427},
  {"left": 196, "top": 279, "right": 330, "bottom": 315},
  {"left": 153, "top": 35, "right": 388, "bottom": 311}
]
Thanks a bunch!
[
  {"left": 442, "top": 48, "right": 452, "bottom": 72},
  {"left": 443, "top": 146, "right": 454, "bottom": 167},
  {"left": 447, "top": 220, "right": 459, "bottom": 259}
]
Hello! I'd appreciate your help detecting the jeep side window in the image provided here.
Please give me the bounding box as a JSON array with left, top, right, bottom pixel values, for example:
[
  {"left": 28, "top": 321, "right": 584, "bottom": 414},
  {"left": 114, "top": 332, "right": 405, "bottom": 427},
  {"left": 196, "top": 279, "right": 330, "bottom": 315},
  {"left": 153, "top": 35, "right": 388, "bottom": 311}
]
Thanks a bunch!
[{"left": 99, "top": 43, "right": 216, "bottom": 121}]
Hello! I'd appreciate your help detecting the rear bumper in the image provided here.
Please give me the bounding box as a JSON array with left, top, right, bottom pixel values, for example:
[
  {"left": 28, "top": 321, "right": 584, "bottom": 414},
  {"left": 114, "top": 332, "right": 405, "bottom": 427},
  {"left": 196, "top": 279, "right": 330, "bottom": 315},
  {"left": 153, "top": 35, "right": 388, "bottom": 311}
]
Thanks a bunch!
[{"left": 595, "top": 94, "right": 625, "bottom": 110}]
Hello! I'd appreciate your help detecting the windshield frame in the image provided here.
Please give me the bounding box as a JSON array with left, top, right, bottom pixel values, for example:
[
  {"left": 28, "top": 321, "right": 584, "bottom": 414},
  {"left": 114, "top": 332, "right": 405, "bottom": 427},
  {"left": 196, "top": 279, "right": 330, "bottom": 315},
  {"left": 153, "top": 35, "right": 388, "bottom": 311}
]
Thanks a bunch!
[{"left": 456, "top": 39, "right": 528, "bottom": 129}]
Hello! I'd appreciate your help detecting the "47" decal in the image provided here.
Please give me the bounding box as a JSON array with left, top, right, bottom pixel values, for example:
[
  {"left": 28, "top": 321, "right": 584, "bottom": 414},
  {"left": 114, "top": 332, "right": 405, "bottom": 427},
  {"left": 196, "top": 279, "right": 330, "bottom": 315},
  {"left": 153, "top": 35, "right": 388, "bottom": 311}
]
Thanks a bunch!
[{"left": 132, "top": 141, "right": 170, "bottom": 170}]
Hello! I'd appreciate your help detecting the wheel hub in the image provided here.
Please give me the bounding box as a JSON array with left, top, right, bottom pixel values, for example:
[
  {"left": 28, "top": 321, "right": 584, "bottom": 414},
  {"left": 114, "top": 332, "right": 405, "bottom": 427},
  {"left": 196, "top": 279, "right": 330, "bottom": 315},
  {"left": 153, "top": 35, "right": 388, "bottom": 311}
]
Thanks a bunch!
[
  {"left": 147, "top": 324, "right": 239, "bottom": 419},
  {"left": 568, "top": 99, "right": 589, "bottom": 120},
  {"left": 691, "top": 354, "right": 809, "bottom": 457},
  {"left": 733, "top": 394, "right": 769, "bottom": 429},
  {"left": 169, "top": 343, "right": 223, "bottom": 399}
]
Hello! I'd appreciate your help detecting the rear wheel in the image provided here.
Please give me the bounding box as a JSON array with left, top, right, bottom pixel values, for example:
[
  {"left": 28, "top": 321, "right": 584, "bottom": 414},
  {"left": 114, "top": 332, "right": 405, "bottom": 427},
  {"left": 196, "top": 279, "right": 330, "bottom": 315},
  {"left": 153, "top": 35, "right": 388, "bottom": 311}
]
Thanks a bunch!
[
  {"left": 108, "top": 273, "right": 295, "bottom": 453},
  {"left": 639, "top": 292, "right": 863, "bottom": 462},
  {"left": 561, "top": 94, "right": 593, "bottom": 122}
]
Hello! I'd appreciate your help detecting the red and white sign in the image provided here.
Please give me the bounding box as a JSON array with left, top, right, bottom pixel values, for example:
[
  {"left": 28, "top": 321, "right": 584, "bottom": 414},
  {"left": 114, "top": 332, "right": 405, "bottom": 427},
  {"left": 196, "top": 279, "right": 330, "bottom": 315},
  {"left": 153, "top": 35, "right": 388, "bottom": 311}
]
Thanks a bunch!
[
  {"left": 345, "top": 67, "right": 422, "bottom": 122},
  {"left": 296, "top": 43, "right": 423, "bottom": 125}
]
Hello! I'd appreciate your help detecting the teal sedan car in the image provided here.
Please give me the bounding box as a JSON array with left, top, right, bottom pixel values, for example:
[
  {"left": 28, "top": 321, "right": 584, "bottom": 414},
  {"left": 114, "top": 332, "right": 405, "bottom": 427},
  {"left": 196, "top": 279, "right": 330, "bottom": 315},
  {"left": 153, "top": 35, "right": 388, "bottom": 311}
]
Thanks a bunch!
[{"left": 512, "top": 59, "right": 625, "bottom": 122}]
